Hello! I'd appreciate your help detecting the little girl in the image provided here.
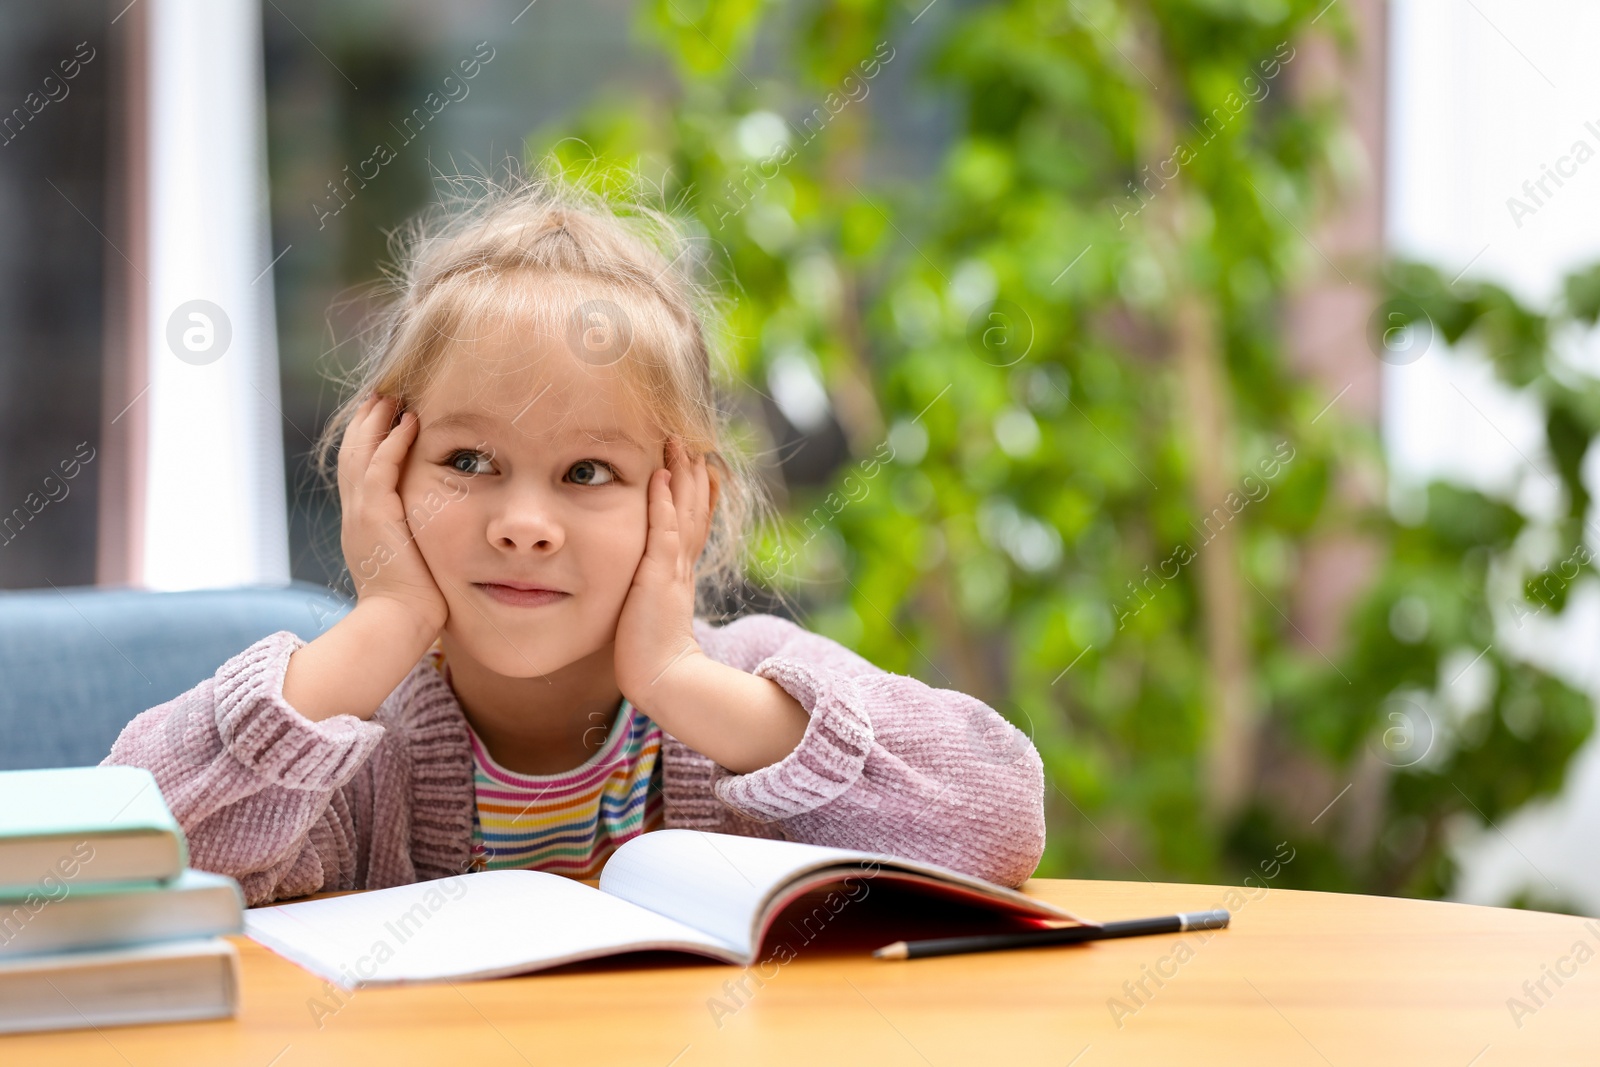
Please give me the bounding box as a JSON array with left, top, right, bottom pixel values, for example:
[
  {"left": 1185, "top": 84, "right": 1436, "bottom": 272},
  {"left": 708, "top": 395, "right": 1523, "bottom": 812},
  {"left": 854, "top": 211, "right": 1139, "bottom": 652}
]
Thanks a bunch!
[{"left": 104, "top": 172, "right": 1046, "bottom": 906}]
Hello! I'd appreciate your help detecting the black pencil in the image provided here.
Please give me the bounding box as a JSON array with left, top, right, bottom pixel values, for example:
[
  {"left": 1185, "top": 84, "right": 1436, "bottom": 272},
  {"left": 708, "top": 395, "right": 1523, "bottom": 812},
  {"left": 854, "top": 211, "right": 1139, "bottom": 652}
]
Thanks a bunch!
[{"left": 872, "top": 908, "right": 1231, "bottom": 960}]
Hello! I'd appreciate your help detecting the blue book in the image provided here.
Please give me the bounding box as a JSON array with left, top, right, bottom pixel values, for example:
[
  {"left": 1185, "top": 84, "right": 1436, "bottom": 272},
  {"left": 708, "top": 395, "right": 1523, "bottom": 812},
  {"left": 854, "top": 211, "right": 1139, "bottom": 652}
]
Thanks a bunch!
[{"left": 0, "top": 766, "right": 187, "bottom": 894}]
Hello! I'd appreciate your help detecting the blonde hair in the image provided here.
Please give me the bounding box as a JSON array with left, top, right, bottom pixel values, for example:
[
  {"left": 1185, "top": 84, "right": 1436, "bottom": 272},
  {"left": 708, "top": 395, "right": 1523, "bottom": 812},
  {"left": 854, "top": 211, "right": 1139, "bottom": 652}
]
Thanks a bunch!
[{"left": 312, "top": 167, "right": 777, "bottom": 620}]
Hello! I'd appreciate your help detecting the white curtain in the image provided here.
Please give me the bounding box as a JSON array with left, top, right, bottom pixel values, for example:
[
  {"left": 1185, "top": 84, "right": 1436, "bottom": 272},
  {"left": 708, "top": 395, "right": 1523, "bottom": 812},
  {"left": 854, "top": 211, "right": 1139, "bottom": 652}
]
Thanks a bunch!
[{"left": 142, "top": 0, "right": 289, "bottom": 589}]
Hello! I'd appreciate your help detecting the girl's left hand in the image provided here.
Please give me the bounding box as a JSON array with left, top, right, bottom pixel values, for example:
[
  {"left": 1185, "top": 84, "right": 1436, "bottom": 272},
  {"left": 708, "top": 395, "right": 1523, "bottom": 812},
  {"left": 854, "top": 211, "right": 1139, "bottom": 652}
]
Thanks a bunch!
[{"left": 614, "top": 437, "right": 715, "bottom": 706}]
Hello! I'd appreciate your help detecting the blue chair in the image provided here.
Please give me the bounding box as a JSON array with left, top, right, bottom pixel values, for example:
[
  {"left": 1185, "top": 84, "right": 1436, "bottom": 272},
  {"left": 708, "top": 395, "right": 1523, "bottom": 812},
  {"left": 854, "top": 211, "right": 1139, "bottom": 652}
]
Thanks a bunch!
[{"left": 0, "top": 582, "right": 352, "bottom": 770}]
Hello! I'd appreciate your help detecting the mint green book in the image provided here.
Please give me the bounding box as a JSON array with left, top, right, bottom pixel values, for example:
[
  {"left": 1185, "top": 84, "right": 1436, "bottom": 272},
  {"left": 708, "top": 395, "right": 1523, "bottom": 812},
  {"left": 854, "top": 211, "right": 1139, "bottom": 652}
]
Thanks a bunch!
[
  {"left": 0, "top": 767, "right": 187, "bottom": 895},
  {"left": 0, "top": 869, "right": 243, "bottom": 958},
  {"left": 0, "top": 936, "right": 239, "bottom": 1034}
]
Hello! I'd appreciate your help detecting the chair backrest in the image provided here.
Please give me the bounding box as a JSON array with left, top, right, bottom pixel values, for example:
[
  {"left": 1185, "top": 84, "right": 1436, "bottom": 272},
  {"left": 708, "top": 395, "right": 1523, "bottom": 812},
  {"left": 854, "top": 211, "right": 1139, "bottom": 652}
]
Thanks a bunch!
[{"left": 0, "top": 582, "right": 351, "bottom": 770}]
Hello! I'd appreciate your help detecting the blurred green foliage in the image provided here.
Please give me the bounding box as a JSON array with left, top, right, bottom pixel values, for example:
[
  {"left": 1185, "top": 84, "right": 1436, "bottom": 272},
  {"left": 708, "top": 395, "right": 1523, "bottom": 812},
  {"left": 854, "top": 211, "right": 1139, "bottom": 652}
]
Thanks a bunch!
[{"left": 532, "top": 0, "right": 1595, "bottom": 898}]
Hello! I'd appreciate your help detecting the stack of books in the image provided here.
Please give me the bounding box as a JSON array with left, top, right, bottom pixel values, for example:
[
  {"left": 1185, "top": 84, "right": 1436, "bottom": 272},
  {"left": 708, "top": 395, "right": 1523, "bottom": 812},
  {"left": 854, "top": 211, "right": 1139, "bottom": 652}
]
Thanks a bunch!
[{"left": 0, "top": 765, "right": 244, "bottom": 1034}]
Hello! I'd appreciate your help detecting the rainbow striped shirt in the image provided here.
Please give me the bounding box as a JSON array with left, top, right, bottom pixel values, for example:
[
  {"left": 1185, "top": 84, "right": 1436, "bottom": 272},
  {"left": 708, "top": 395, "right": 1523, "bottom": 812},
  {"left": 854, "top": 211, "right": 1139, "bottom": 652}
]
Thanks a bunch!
[{"left": 424, "top": 643, "right": 665, "bottom": 880}]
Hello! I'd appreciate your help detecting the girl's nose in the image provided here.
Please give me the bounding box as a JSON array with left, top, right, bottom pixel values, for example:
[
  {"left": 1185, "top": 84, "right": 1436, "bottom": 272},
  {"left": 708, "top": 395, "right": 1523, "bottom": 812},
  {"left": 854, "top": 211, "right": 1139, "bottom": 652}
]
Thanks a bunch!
[{"left": 485, "top": 488, "right": 565, "bottom": 553}]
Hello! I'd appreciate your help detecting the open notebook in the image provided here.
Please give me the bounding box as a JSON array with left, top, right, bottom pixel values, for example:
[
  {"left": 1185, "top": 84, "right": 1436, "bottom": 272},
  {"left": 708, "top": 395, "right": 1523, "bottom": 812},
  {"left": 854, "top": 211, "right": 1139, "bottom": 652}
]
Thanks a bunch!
[{"left": 245, "top": 830, "right": 1086, "bottom": 987}]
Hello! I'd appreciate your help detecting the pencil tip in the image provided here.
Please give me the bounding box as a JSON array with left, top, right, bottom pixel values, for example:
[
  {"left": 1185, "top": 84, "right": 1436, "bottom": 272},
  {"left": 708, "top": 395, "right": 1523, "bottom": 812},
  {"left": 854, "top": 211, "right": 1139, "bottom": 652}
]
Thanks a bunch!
[{"left": 873, "top": 943, "right": 908, "bottom": 960}]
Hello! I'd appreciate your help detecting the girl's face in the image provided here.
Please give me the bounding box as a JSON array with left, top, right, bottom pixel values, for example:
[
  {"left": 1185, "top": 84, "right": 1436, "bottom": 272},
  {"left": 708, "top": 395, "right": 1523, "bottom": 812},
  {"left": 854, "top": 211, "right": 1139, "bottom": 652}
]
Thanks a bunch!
[{"left": 396, "top": 319, "right": 662, "bottom": 679}]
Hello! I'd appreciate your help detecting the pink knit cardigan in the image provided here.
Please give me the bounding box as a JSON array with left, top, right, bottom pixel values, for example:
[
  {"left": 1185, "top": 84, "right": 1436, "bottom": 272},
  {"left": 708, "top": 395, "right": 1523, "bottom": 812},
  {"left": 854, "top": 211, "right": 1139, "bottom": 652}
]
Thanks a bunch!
[{"left": 104, "top": 613, "right": 1047, "bottom": 905}]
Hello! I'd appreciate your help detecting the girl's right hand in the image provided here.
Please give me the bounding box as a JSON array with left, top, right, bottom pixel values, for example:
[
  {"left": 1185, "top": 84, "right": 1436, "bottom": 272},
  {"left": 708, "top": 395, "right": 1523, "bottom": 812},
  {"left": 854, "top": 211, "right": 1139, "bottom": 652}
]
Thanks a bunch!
[{"left": 337, "top": 394, "right": 449, "bottom": 635}]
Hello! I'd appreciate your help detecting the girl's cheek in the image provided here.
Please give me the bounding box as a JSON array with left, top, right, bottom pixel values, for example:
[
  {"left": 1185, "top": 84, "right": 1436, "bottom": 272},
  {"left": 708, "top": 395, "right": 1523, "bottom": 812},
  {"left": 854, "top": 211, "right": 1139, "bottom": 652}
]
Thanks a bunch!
[
  {"left": 598, "top": 511, "right": 649, "bottom": 578},
  {"left": 630, "top": 495, "right": 651, "bottom": 552},
  {"left": 414, "top": 487, "right": 469, "bottom": 546}
]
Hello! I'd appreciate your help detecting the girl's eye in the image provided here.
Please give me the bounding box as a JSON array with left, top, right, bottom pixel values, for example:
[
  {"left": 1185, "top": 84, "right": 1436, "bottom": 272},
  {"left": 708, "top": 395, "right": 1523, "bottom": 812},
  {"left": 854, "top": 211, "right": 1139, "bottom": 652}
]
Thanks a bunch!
[
  {"left": 445, "top": 450, "right": 493, "bottom": 475},
  {"left": 568, "top": 459, "right": 618, "bottom": 486}
]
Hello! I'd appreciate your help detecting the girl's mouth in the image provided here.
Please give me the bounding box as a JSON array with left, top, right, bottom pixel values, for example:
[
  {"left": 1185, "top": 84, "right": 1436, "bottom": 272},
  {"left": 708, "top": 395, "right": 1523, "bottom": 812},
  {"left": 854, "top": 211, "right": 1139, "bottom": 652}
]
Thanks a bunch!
[{"left": 474, "top": 583, "right": 570, "bottom": 608}]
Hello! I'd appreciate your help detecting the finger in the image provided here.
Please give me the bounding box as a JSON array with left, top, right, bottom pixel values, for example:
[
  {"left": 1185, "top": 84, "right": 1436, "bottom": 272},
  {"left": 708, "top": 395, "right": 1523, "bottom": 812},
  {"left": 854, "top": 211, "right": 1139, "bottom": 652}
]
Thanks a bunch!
[
  {"left": 667, "top": 443, "right": 708, "bottom": 570},
  {"left": 366, "top": 409, "right": 418, "bottom": 492},
  {"left": 645, "top": 466, "right": 680, "bottom": 568},
  {"left": 667, "top": 437, "right": 695, "bottom": 538},
  {"left": 652, "top": 466, "right": 679, "bottom": 532},
  {"left": 337, "top": 395, "right": 379, "bottom": 477},
  {"left": 691, "top": 452, "right": 711, "bottom": 557},
  {"left": 337, "top": 403, "right": 384, "bottom": 502},
  {"left": 340, "top": 395, "right": 394, "bottom": 484}
]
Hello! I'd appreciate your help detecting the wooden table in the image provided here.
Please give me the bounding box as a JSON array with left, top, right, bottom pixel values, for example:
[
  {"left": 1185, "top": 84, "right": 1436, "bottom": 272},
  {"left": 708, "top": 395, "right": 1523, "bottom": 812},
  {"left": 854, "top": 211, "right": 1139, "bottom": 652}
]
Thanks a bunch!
[{"left": 4, "top": 876, "right": 1598, "bottom": 1065}]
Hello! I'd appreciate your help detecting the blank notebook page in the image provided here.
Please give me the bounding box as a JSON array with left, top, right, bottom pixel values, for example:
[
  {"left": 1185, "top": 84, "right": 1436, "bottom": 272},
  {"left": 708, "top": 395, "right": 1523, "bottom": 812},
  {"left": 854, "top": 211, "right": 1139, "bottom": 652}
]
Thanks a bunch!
[
  {"left": 244, "top": 869, "right": 736, "bottom": 987},
  {"left": 599, "top": 830, "right": 882, "bottom": 957}
]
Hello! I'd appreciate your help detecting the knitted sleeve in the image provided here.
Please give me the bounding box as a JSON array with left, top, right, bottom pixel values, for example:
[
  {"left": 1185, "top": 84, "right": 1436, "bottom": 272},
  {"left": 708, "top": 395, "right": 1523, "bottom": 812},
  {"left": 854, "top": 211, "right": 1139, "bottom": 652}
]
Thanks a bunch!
[
  {"left": 101, "top": 630, "right": 387, "bottom": 906},
  {"left": 696, "top": 614, "right": 1047, "bottom": 887}
]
